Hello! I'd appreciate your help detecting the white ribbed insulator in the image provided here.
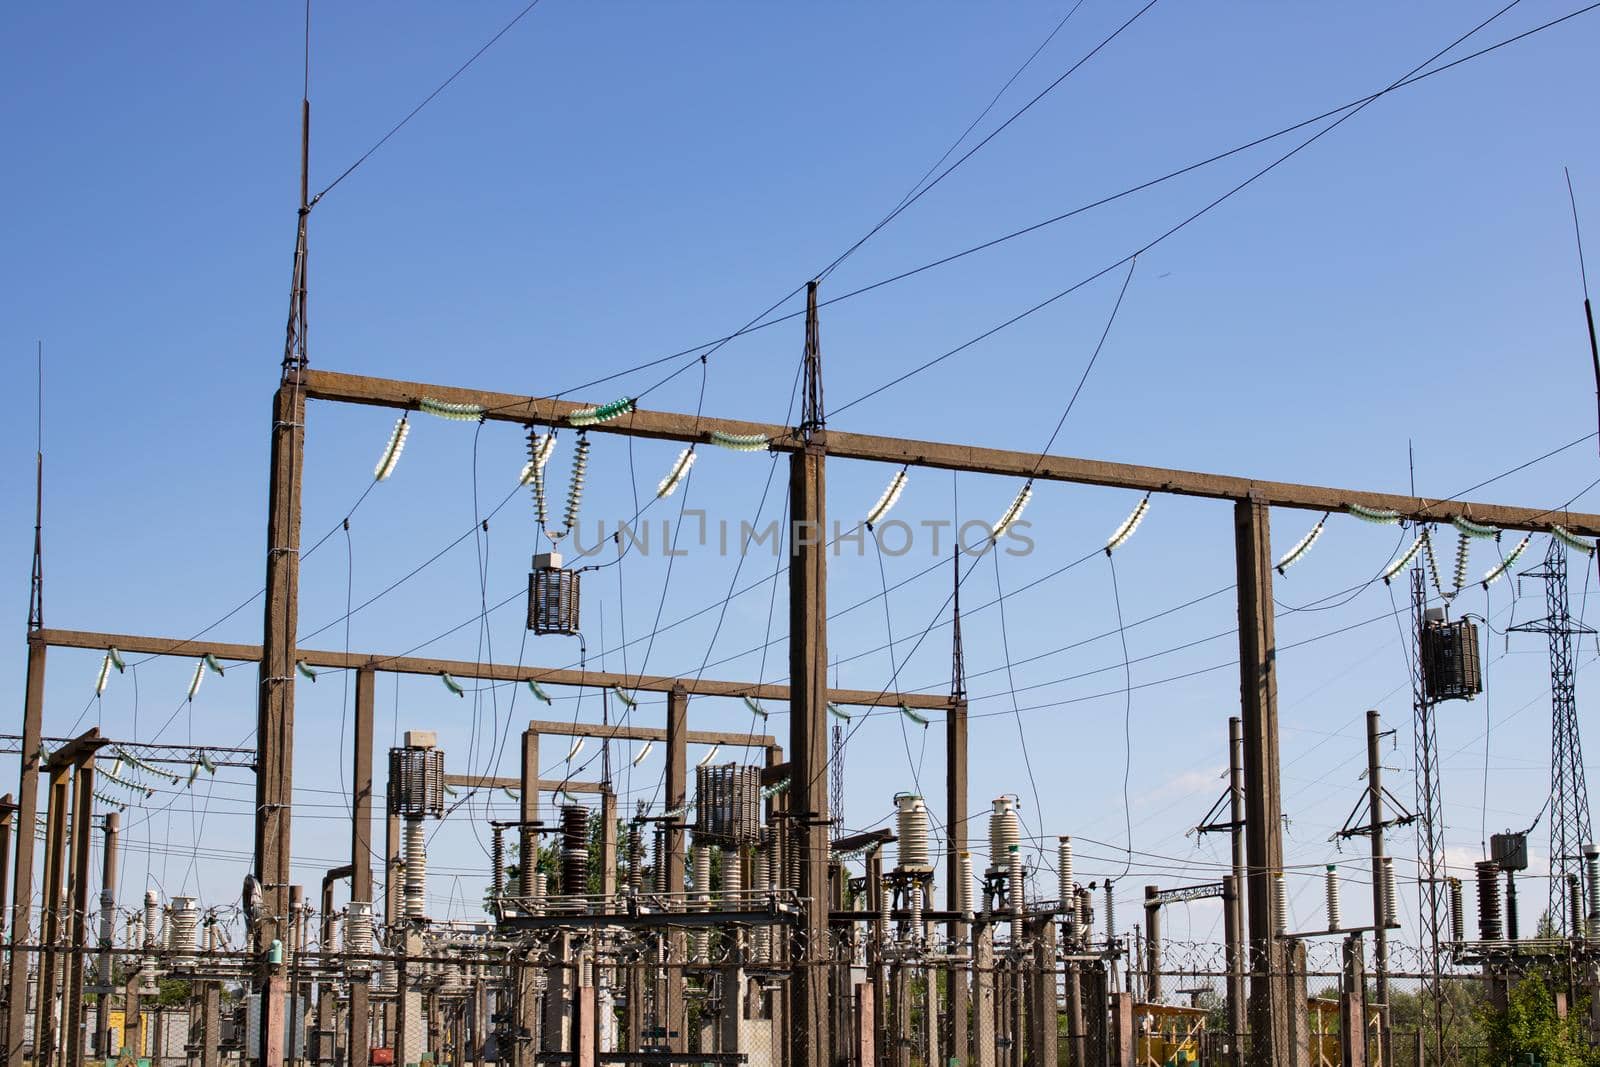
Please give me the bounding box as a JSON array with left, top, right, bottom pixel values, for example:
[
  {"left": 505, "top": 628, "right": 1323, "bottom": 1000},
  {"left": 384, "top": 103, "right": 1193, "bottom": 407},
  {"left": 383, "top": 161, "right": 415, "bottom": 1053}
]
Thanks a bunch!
[
  {"left": 957, "top": 852, "right": 974, "bottom": 914},
  {"left": 345, "top": 902, "right": 374, "bottom": 975},
  {"left": 1009, "top": 846, "right": 1025, "bottom": 945},
  {"left": 1325, "top": 866, "right": 1342, "bottom": 931},
  {"left": 404, "top": 819, "right": 427, "bottom": 919},
  {"left": 1381, "top": 858, "right": 1399, "bottom": 927},
  {"left": 909, "top": 883, "right": 924, "bottom": 945},
  {"left": 895, "top": 795, "right": 933, "bottom": 873},
  {"left": 1272, "top": 872, "right": 1288, "bottom": 936},
  {"left": 989, "top": 797, "right": 1021, "bottom": 872},
  {"left": 723, "top": 846, "right": 743, "bottom": 900},
  {"left": 692, "top": 845, "right": 713, "bottom": 963},
  {"left": 1058, "top": 837, "right": 1074, "bottom": 905},
  {"left": 143, "top": 890, "right": 160, "bottom": 949},
  {"left": 99, "top": 890, "right": 115, "bottom": 950},
  {"left": 752, "top": 845, "right": 771, "bottom": 964},
  {"left": 879, "top": 876, "right": 893, "bottom": 946},
  {"left": 169, "top": 897, "right": 200, "bottom": 955}
]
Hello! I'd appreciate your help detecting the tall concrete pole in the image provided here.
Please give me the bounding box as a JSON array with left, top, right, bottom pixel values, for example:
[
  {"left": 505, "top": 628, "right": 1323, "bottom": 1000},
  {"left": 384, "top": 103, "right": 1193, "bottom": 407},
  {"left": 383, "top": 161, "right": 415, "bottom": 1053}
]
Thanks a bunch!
[
  {"left": 256, "top": 378, "right": 307, "bottom": 1067},
  {"left": 1234, "top": 494, "right": 1289, "bottom": 1065},
  {"left": 1365, "top": 709, "right": 1392, "bottom": 1064},
  {"left": 945, "top": 696, "right": 969, "bottom": 1065},
  {"left": 95, "top": 813, "right": 119, "bottom": 1059},
  {"left": 1227, "top": 716, "right": 1248, "bottom": 1057},
  {"left": 63, "top": 759, "right": 95, "bottom": 1067},
  {"left": 788, "top": 437, "right": 832, "bottom": 1067},
  {"left": 6, "top": 637, "right": 46, "bottom": 1067},
  {"left": 664, "top": 688, "right": 687, "bottom": 1053},
  {"left": 348, "top": 669, "right": 375, "bottom": 1067},
  {"left": 37, "top": 765, "right": 71, "bottom": 1067}
]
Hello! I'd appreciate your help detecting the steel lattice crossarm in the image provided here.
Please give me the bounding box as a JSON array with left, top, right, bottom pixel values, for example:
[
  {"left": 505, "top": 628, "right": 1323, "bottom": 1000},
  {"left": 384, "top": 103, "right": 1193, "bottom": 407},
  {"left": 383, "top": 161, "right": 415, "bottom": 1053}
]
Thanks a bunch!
[
  {"left": 1147, "top": 882, "right": 1227, "bottom": 906},
  {"left": 304, "top": 368, "right": 1600, "bottom": 534},
  {"left": 30, "top": 627, "right": 948, "bottom": 709},
  {"left": 0, "top": 734, "right": 257, "bottom": 771}
]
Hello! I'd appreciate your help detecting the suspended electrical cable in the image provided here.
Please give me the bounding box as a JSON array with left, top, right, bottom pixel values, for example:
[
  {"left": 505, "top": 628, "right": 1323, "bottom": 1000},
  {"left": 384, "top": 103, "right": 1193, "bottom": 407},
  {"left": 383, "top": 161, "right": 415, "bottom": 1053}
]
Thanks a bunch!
[
  {"left": 540, "top": 3, "right": 1599, "bottom": 408},
  {"left": 831, "top": 0, "right": 1545, "bottom": 417},
  {"left": 311, "top": 0, "right": 549, "bottom": 205}
]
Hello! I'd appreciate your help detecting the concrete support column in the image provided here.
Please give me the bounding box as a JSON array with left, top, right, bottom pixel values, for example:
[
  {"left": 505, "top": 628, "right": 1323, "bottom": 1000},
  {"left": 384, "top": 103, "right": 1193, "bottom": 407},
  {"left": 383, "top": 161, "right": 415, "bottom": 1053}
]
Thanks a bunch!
[{"left": 1235, "top": 495, "right": 1289, "bottom": 1066}]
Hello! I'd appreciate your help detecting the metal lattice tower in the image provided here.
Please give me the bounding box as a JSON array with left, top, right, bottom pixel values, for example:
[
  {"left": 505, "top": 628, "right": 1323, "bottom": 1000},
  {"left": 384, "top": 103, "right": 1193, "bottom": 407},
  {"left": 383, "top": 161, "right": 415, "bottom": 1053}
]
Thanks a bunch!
[
  {"left": 830, "top": 724, "right": 845, "bottom": 844},
  {"left": 1509, "top": 537, "right": 1596, "bottom": 934},
  {"left": 1409, "top": 566, "right": 1447, "bottom": 1063},
  {"left": 951, "top": 548, "right": 967, "bottom": 702}
]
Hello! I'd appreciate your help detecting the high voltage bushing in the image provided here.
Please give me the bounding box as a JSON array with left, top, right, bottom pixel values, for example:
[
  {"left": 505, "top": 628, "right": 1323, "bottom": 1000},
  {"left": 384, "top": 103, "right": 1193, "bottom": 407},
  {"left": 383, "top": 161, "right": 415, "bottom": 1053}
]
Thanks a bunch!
[
  {"left": 1569, "top": 874, "right": 1584, "bottom": 938},
  {"left": 1475, "top": 861, "right": 1503, "bottom": 941},
  {"left": 957, "top": 851, "right": 974, "bottom": 914},
  {"left": 1448, "top": 878, "right": 1465, "bottom": 943},
  {"left": 692, "top": 843, "right": 713, "bottom": 963},
  {"left": 1381, "top": 857, "right": 1399, "bottom": 928},
  {"left": 560, "top": 804, "right": 590, "bottom": 896},
  {"left": 988, "top": 796, "right": 1020, "bottom": 874},
  {"left": 489, "top": 826, "right": 506, "bottom": 904},
  {"left": 170, "top": 896, "right": 200, "bottom": 967},
  {"left": 895, "top": 794, "right": 933, "bottom": 874},
  {"left": 694, "top": 763, "right": 761, "bottom": 847},
  {"left": 627, "top": 823, "right": 643, "bottom": 895},
  {"left": 1419, "top": 611, "right": 1482, "bottom": 702},
  {"left": 1324, "top": 866, "right": 1341, "bottom": 932},
  {"left": 1008, "top": 846, "right": 1024, "bottom": 945},
  {"left": 345, "top": 902, "right": 374, "bottom": 974},
  {"left": 1271, "top": 873, "right": 1288, "bottom": 937},
  {"left": 528, "top": 551, "right": 581, "bottom": 636},
  {"left": 1057, "top": 837, "right": 1074, "bottom": 906},
  {"left": 1584, "top": 843, "right": 1600, "bottom": 936}
]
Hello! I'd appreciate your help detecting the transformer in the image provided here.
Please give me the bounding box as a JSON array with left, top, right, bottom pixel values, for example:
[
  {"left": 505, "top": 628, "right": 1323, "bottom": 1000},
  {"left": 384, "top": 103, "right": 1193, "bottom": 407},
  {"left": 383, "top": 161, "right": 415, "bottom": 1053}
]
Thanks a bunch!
[
  {"left": 528, "top": 551, "right": 580, "bottom": 636},
  {"left": 1420, "top": 613, "right": 1481, "bottom": 702},
  {"left": 1490, "top": 831, "right": 1528, "bottom": 872}
]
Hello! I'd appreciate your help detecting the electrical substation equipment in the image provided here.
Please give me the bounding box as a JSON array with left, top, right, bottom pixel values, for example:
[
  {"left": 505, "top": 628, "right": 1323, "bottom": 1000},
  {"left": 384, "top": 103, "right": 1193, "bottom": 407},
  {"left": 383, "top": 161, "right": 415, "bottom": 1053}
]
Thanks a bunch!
[
  {"left": 894, "top": 794, "right": 933, "bottom": 874},
  {"left": 1419, "top": 608, "right": 1482, "bottom": 702},
  {"left": 389, "top": 731, "right": 446, "bottom": 920},
  {"left": 694, "top": 763, "right": 762, "bottom": 847},
  {"left": 528, "top": 551, "right": 581, "bottom": 635}
]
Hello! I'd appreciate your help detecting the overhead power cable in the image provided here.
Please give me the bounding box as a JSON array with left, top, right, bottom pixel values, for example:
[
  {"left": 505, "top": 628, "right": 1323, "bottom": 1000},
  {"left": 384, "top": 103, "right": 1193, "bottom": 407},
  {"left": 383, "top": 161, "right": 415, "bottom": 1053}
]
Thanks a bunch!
[
  {"left": 312, "top": 0, "right": 548, "bottom": 206},
  {"left": 545, "top": 0, "right": 1600, "bottom": 406},
  {"left": 833, "top": 0, "right": 1547, "bottom": 416}
]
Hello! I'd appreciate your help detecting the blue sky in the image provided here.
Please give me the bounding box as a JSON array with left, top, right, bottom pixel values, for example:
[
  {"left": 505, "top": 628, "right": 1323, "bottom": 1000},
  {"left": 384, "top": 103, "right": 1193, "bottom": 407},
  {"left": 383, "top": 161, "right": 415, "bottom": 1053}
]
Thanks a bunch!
[{"left": 6, "top": 1, "right": 1600, "bottom": 961}]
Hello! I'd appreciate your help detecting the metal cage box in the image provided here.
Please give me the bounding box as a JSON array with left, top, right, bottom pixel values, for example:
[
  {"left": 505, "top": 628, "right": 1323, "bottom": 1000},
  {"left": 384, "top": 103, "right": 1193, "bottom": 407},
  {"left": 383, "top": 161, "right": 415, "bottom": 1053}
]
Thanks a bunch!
[
  {"left": 528, "top": 563, "right": 580, "bottom": 636},
  {"left": 1420, "top": 617, "right": 1481, "bottom": 702},
  {"left": 387, "top": 746, "right": 446, "bottom": 818}
]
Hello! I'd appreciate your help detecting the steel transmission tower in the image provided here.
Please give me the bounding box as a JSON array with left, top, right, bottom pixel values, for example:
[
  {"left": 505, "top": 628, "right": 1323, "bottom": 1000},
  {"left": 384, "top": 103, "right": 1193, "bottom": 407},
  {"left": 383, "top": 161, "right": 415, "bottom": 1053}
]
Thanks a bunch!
[
  {"left": 1409, "top": 566, "right": 1447, "bottom": 1063},
  {"left": 1509, "top": 537, "right": 1597, "bottom": 934}
]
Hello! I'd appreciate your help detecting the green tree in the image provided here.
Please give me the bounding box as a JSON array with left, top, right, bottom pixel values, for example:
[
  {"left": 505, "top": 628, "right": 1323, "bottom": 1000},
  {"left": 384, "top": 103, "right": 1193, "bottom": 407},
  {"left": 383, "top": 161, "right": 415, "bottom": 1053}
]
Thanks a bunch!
[{"left": 1481, "top": 973, "right": 1598, "bottom": 1066}]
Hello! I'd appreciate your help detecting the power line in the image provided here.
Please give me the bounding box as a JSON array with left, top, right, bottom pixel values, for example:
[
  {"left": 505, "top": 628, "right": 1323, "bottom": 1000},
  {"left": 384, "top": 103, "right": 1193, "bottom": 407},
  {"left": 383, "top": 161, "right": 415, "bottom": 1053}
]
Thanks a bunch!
[{"left": 311, "top": 0, "right": 549, "bottom": 206}]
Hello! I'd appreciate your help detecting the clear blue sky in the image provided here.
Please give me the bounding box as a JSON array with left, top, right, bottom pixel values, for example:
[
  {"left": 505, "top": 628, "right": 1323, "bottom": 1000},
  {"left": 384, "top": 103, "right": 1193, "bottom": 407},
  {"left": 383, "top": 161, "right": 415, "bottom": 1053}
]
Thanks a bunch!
[{"left": 6, "top": 1, "right": 1600, "bottom": 958}]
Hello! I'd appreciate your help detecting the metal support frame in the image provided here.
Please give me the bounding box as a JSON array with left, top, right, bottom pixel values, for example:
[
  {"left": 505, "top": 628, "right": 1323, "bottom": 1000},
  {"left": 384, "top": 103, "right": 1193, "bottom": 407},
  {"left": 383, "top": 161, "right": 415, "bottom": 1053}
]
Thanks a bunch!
[{"left": 15, "top": 356, "right": 1600, "bottom": 1067}]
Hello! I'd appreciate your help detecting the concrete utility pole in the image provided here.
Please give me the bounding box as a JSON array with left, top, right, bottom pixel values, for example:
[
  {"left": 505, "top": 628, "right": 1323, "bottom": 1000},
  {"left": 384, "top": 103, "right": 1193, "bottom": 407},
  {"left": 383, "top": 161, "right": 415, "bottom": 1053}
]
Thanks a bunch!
[
  {"left": 788, "top": 282, "right": 832, "bottom": 1067},
  {"left": 95, "top": 813, "right": 119, "bottom": 1059},
  {"left": 256, "top": 377, "right": 307, "bottom": 1067},
  {"left": 6, "top": 636, "right": 46, "bottom": 1067},
  {"left": 1234, "top": 495, "right": 1290, "bottom": 1065},
  {"left": 349, "top": 669, "right": 375, "bottom": 1067},
  {"left": 1365, "top": 709, "right": 1392, "bottom": 1060}
]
